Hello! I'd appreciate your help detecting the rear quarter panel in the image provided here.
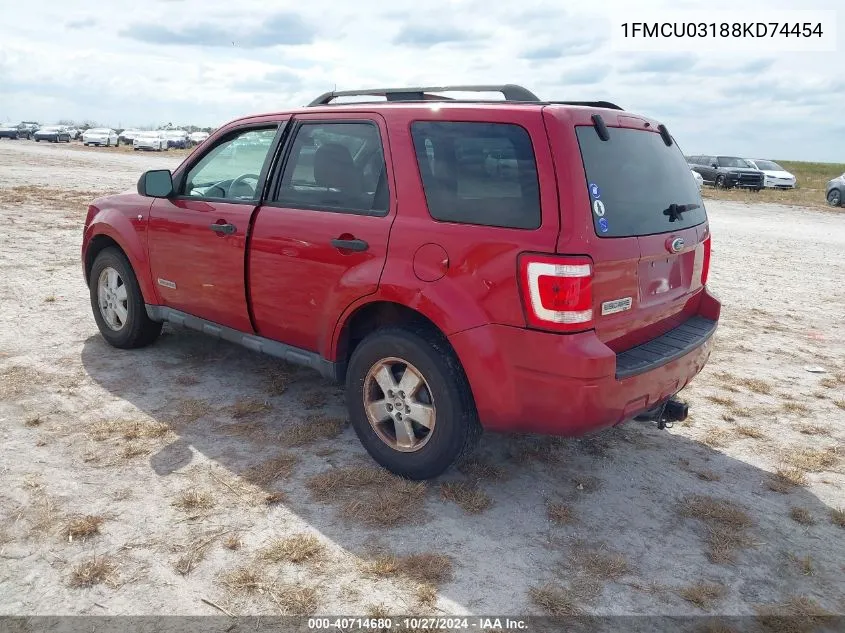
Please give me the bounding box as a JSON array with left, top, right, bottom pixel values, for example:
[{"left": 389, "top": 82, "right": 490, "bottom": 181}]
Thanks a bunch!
[{"left": 358, "top": 105, "right": 561, "bottom": 337}]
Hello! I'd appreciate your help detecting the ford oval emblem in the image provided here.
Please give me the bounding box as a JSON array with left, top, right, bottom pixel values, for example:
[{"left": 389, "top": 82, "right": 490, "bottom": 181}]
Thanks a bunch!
[{"left": 670, "top": 237, "right": 685, "bottom": 253}]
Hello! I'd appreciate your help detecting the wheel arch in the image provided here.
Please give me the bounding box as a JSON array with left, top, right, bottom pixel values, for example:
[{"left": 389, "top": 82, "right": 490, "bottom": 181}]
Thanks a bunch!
[
  {"left": 331, "top": 300, "right": 459, "bottom": 382},
  {"left": 83, "top": 222, "right": 157, "bottom": 304}
]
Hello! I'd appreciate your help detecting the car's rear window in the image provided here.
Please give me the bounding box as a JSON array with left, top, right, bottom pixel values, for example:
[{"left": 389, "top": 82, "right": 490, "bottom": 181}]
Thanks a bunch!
[
  {"left": 411, "top": 122, "right": 540, "bottom": 229},
  {"left": 576, "top": 126, "right": 706, "bottom": 238}
]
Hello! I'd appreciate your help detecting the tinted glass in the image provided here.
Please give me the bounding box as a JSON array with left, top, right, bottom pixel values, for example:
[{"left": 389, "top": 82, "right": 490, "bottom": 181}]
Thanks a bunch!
[
  {"left": 276, "top": 122, "right": 387, "bottom": 215},
  {"left": 184, "top": 127, "right": 277, "bottom": 201},
  {"left": 410, "top": 122, "right": 540, "bottom": 229},
  {"left": 717, "top": 156, "right": 752, "bottom": 168},
  {"left": 576, "top": 126, "right": 707, "bottom": 238}
]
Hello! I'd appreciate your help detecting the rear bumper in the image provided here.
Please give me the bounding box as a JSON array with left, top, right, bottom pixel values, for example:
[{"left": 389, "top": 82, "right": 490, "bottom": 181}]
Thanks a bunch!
[{"left": 449, "top": 288, "right": 721, "bottom": 435}]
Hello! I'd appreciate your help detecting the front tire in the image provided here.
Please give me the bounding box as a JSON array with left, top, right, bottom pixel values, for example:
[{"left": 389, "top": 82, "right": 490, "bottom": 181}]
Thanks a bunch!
[
  {"left": 89, "top": 247, "right": 162, "bottom": 349},
  {"left": 828, "top": 189, "right": 843, "bottom": 207},
  {"left": 715, "top": 175, "right": 727, "bottom": 189},
  {"left": 346, "top": 327, "right": 481, "bottom": 479}
]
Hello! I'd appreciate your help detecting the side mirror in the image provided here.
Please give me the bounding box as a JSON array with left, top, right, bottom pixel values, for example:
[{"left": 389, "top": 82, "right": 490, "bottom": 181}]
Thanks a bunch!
[
  {"left": 138, "top": 169, "right": 174, "bottom": 198},
  {"left": 711, "top": 163, "right": 718, "bottom": 168}
]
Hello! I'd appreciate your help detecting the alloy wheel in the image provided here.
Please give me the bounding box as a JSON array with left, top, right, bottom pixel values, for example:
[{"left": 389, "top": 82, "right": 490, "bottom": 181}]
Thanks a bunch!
[{"left": 363, "top": 357, "right": 436, "bottom": 452}]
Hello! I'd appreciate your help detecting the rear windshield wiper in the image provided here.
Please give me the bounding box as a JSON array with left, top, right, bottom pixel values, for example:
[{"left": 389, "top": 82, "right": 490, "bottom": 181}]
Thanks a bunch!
[{"left": 663, "top": 202, "right": 699, "bottom": 222}]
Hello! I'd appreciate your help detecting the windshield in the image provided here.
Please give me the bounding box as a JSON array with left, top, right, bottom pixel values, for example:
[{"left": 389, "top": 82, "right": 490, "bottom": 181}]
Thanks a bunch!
[
  {"left": 137, "top": 132, "right": 159, "bottom": 138},
  {"left": 40, "top": 127, "right": 60, "bottom": 132},
  {"left": 718, "top": 156, "right": 752, "bottom": 168},
  {"left": 576, "top": 126, "right": 707, "bottom": 238},
  {"left": 753, "top": 160, "right": 782, "bottom": 171},
  {"left": 88, "top": 128, "right": 110, "bottom": 133}
]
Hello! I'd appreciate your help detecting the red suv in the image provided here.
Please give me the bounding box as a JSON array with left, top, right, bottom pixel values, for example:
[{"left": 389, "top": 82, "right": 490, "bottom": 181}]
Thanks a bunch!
[{"left": 82, "top": 84, "right": 720, "bottom": 479}]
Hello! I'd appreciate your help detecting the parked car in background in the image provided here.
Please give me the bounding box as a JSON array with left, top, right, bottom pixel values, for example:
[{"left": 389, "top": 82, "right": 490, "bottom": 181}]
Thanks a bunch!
[
  {"left": 189, "top": 131, "right": 209, "bottom": 146},
  {"left": 688, "top": 155, "right": 764, "bottom": 190},
  {"left": 161, "top": 130, "right": 189, "bottom": 149},
  {"left": 745, "top": 159, "right": 796, "bottom": 189},
  {"left": 690, "top": 168, "right": 703, "bottom": 189},
  {"left": 81, "top": 83, "right": 720, "bottom": 479},
  {"left": 34, "top": 126, "right": 72, "bottom": 143},
  {"left": 119, "top": 129, "right": 140, "bottom": 145},
  {"left": 20, "top": 122, "right": 40, "bottom": 136},
  {"left": 82, "top": 128, "right": 119, "bottom": 147},
  {"left": 0, "top": 123, "right": 29, "bottom": 140},
  {"left": 133, "top": 131, "right": 168, "bottom": 151},
  {"left": 826, "top": 173, "right": 845, "bottom": 207}
]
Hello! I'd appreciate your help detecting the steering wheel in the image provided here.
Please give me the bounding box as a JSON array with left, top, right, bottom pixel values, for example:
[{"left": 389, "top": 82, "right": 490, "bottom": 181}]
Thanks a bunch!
[{"left": 226, "top": 173, "right": 261, "bottom": 199}]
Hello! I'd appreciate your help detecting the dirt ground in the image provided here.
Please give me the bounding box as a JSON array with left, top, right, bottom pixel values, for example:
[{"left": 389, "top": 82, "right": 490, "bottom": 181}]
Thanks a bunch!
[{"left": 0, "top": 140, "right": 843, "bottom": 619}]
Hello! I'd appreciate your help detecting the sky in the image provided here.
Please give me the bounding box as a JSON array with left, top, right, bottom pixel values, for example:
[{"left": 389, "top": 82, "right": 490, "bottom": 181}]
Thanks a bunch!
[{"left": 0, "top": 0, "right": 843, "bottom": 162}]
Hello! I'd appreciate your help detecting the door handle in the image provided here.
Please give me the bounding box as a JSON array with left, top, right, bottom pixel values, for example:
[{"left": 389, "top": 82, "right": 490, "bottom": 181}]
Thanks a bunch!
[
  {"left": 210, "top": 223, "right": 236, "bottom": 235},
  {"left": 331, "top": 238, "right": 368, "bottom": 252}
]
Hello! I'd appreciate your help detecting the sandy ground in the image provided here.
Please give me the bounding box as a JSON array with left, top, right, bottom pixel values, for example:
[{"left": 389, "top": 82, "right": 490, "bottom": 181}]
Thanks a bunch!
[{"left": 0, "top": 140, "right": 843, "bottom": 619}]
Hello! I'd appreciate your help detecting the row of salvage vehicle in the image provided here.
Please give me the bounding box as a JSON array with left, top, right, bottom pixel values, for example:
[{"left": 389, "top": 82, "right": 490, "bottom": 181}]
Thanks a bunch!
[{"left": 0, "top": 122, "right": 210, "bottom": 150}]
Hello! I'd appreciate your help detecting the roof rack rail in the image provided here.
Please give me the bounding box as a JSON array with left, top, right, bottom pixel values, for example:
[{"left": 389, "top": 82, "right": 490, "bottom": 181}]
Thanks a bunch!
[
  {"left": 549, "top": 100, "right": 624, "bottom": 111},
  {"left": 308, "top": 84, "right": 541, "bottom": 106}
]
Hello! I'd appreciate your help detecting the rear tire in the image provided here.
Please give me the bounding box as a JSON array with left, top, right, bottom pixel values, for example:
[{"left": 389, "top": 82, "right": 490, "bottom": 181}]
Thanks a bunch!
[
  {"left": 89, "top": 247, "right": 162, "bottom": 349},
  {"left": 828, "top": 189, "right": 842, "bottom": 207},
  {"left": 345, "top": 326, "right": 481, "bottom": 480}
]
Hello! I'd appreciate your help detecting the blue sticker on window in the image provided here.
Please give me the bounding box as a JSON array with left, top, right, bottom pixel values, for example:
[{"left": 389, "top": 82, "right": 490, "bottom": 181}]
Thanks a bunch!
[
  {"left": 598, "top": 217, "right": 609, "bottom": 233},
  {"left": 589, "top": 183, "right": 601, "bottom": 199}
]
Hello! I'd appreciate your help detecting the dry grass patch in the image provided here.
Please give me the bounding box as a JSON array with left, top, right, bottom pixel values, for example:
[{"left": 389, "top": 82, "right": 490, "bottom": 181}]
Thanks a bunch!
[
  {"left": 789, "top": 507, "right": 815, "bottom": 526},
  {"left": 766, "top": 468, "right": 808, "bottom": 493},
  {"left": 756, "top": 595, "right": 833, "bottom": 633},
  {"left": 261, "top": 534, "right": 324, "bottom": 564},
  {"left": 457, "top": 457, "right": 504, "bottom": 481},
  {"left": 798, "top": 424, "right": 829, "bottom": 436},
  {"left": 268, "top": 584, "right": 319, "bottom": 615},
  {"left": 228, "top": 398, "right": 271, "bottom": 420},
  {"left": 440, "top": 481, "right": 492, "bottom": 514},
  {"left": 121, "top": 443, "right": 150, "bottom": 459},
  {"left": 678, "top": 495, "right": 754, "bottom": 563},
  {"left": 702, "top": 428, "right": 732, "bottom": 448},
  {"left": 678, "top": 581, "right": 727, "bottom": 609},
  {"left": 707, "top": 395, "right": 737, "bottom": 407},
  {"left": 830, "top": 507, "right": 845, "bottom": 528},
  {"left": 366, "top": 552, "right": 454, "bottom": 585},
  {"left": 694, "top": 469, "right": 722, "bottom": 482},
  {"left": 0, "top": 365, "right": 47, "bottom": 399},
  {"left": 24, "top": 415, "right": 43, "bottom": 427},
  {"left": 244, "top": 452, "right": 298, "bottom": 486},
  {"left": 781, "top": 401, "right": 810, "bottom": 414},
  {"left": 833, "top": 399, "right": 845, "bottom": 410},
  {"left": 529, "top": 583, "right": 584, "bottom": 616},
  {"left": 547, "top": 502, "right": 576, "bottom": 526},
  {"left": 0, "top": 185, "right": 108, "bottom": 209},
  {"left": 509, "top": 436, "right": 566, "bottom": 464},
  {"left": 265, "top": 492, "right": 286, "bottom": 505},
  {"left": 282, "top": 414, "right": 344, "bottom": 447},
  {"left": 308, "top": 466, "right": 428, "bottom": 528},
  {"left": 725, "top": 404, "right": 753, "bottom": 419},
  {"left": 172, "top": 489, "right": 214, "bottom": 512},
  {"left": 177, "top": 398, "right": 212, "bottom": 423},
  {"left": 224, "top": 535, "right": 241, "bottom": 550},
  {"left": 735, "top": 425, "right": 767, "bottom": 440},
  {"left": 737, "top": 378, "right": 772, "bottom": 395},
  {"left": 301, "top": 390, "right": 328, "bottom": 409},
  {"left": 219, "top": 566, "right": 262, "bottom": 593},
  {"left": 68, "top": 556, "right": 117, "bottom": 588},
  {"left": 174, "top": 374, "right": 200, "bottom": 386},
  {"left": 569, "top": 544, "right": 629, "bottom": 581},
  {"left": 64, "top": 515, "right": 105, "bottom": 542},
  {"left": 785, "top": 447, "right": 838, "bottom": 472}
]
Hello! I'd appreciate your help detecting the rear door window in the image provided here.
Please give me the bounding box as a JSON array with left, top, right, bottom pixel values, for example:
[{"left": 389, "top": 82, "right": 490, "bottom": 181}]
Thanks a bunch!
[
  {"left": 411, "top": 122, "right": 540, "bottom": 229},
  {"left": 576, "top": 126, "right": 706, "bottom": 237}
]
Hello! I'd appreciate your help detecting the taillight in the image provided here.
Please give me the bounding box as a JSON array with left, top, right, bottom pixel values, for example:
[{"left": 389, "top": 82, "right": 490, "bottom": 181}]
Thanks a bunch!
[
  {"left": 518, "top": 254, "right": 594, "bottom": 333},
  {"left": 701, "top": 236, "right": 712, "bottom": 285}
]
